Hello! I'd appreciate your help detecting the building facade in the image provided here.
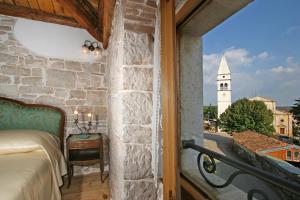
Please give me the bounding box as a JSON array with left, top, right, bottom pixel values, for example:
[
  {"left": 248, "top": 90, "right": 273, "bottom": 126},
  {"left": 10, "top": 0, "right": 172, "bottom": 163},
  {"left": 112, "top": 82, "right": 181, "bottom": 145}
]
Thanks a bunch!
[{"left": 249, "top": 96, "right": 293, "bottom": 137}]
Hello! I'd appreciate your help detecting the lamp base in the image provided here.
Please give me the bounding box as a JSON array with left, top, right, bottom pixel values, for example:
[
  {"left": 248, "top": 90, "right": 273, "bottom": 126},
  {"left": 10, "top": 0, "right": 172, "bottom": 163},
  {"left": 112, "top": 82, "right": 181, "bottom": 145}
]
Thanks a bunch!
[{"left": 78, "top": 133, "right": 91, "bottom": 139}]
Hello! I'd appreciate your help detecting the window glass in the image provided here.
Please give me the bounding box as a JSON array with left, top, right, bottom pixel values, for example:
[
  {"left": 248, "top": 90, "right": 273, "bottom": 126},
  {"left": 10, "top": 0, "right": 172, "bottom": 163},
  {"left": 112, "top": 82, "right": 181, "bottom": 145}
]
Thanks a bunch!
[
  {"left": 294, "top": 152, "right": 299, "bottom": 161},
  {"left": 287, "top": 151, "right": 292, "bottom": 160},
  {"left": 178, "top": 1, "right": 300, "bottom": 200}
]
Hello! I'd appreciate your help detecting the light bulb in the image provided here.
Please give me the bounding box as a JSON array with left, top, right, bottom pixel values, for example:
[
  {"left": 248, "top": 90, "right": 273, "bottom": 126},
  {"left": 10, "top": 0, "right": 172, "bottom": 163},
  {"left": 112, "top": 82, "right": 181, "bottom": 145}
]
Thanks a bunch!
[
  {"left": 82, "top": 45, "right": 89, "bottom": 54},
  {"left": 74, "top": 110, "right": 78, "bottom": 115},
  {"left": 94, "top": 47, "right": 101, "bottom": 56}
]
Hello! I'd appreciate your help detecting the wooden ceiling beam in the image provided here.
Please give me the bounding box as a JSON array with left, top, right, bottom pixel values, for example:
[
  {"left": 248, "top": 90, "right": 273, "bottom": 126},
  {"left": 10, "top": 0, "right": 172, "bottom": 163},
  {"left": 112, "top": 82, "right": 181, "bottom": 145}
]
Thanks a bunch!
[
  {"left": 57, "top": 0, "right": 102, "bottom": 42},
  {"left": 99, "top": 0, "right": 115, "bottom": 49},
  {"left": 0, "top": 2, "right": 81, "bottom": 28}
]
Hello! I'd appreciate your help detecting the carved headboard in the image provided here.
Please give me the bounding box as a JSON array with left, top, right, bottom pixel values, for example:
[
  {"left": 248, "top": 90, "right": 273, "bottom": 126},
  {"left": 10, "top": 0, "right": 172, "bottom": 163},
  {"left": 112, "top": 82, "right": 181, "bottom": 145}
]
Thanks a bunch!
[{"left": 0, "top": 97, "right": 65, "bottom": 151}]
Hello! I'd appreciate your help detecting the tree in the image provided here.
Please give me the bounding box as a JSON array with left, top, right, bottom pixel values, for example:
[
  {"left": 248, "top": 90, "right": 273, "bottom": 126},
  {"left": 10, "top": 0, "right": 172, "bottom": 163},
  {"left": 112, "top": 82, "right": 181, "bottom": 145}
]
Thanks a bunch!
[
  {"left": 291, "top": 98, "right": 300, "bottom": 126},
  {"left": 219, "top": 98, "right": 275, "bottom": 136},
  {"left": 292, "top": 98, "right": 300, "bottom": 135},
  {"left": 203, "top": 105, "right": 217, "bottom": 120}
]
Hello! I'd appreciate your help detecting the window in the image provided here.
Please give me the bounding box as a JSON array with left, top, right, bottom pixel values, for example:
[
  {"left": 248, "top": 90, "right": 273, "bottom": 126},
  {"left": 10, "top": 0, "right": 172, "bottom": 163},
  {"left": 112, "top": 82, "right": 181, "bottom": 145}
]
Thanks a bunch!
[
  {"left": 220, "top": 83, "right": 224, "bottom": 90},
  {"left": 294, "top": 151, "right": 299, "bottom": 161},
  {"left": 287, "top": 150, "right": 292, "bottom": 160},
  {"left": 224, "top": 83, "right": 228, "bottom": 90}
]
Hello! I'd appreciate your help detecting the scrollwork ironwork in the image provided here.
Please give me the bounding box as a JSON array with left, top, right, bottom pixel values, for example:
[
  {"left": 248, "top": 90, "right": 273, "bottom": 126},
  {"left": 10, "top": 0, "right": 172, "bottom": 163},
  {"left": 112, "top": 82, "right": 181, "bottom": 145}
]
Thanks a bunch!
[{"left": 182, "top": 140, "right": 300, "bottom": 200}]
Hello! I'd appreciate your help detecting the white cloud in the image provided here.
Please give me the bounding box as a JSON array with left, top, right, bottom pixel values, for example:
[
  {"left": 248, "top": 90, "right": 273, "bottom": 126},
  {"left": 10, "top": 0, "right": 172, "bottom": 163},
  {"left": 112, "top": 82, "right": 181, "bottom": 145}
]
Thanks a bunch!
[
  {"left": 257, "top": 51, "right": 270, "bottom": 60},
  {"left": 203, "top": 50, "right": 300, "bottom": 106},
  {"left": 224, "top": 47, "right": 255, "bottom": 66},
  {"left": 285, "top": 26, "right": 300, "bottom": 35},
  {"left": 271, "top": 66, "right": 295, "bottom": 74},
  {"left": 203, "top": 47, "right": 268, "bottom": 85}
]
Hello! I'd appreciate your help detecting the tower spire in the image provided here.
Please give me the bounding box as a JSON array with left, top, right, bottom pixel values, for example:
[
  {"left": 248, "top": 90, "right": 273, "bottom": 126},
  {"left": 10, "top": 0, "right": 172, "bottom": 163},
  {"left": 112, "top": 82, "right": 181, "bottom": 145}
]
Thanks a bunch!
[{"left": 218, "top": 55, "right": 231, "bottom": 75}]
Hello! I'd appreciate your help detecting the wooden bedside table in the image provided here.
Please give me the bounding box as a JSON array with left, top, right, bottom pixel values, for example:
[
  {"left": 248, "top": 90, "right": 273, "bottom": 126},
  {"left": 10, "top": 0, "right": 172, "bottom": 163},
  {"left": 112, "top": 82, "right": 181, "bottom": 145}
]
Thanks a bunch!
[{"left": 66, "top": 133, "right": 104, "bottom": 188}]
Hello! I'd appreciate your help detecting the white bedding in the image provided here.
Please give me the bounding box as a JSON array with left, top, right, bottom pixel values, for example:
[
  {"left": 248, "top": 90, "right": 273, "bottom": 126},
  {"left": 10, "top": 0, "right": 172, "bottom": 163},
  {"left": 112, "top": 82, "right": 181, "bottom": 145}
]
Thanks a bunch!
[{"left": 0, "top": 130, "right": 67, "bottom": 200}]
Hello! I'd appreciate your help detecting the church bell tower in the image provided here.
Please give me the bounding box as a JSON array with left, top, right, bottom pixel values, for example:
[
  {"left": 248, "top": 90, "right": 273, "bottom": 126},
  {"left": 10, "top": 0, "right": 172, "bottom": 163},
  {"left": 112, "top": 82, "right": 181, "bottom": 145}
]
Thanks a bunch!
[{"left": 217, "top": 55, "right": 232, "bottom": 118}]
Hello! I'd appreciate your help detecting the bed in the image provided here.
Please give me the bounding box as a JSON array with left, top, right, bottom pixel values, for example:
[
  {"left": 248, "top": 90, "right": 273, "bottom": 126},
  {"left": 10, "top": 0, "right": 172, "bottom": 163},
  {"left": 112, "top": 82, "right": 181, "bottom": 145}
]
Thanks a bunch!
[{"left": 0, "top": 97, "right": 67, "bottom": 200}]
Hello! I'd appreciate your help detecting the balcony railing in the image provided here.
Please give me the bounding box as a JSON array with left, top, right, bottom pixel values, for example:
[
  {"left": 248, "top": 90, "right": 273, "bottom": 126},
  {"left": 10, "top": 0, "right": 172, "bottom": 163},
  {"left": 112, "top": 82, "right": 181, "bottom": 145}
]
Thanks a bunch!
[{"left": 182, "top": 139, "right": 300, "bottom": 200}]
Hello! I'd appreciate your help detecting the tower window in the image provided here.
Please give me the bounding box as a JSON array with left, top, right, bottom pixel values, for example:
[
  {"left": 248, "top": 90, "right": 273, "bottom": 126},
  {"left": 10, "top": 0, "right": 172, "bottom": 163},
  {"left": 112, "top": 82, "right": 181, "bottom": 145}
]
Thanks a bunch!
[
  {"left": 224, "top": 83, "right": 228, "bottom": 90},
  {"left": 220, "top": 83, "right": 224, "bottom": 90}
]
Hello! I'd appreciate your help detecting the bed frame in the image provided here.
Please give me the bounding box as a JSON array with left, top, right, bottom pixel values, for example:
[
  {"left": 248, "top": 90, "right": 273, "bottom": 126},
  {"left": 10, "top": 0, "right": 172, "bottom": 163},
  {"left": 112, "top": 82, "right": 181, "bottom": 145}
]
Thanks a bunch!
[{"left": 0, "top": 97, "right": 65, "bottom": 151}]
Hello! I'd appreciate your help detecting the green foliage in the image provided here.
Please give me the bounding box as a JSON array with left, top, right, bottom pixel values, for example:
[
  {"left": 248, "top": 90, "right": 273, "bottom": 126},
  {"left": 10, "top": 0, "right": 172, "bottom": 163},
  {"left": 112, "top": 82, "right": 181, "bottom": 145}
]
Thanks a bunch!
[
  {"left": 219, "top": 98, "right": 275, "bottom": 136},
  {"left": 291, "top": 98, "right": 300, "bottom": 126},
  {"left": 203, "top": 105, "right": 217, "bottom": 120}
]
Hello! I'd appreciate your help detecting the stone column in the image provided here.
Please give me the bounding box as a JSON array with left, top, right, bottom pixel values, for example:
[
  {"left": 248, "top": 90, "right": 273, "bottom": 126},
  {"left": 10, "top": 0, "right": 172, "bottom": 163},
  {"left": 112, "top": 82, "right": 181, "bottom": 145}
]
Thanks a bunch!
[{"left": 107, "top": 0, "right": 158, "bottom": 199}]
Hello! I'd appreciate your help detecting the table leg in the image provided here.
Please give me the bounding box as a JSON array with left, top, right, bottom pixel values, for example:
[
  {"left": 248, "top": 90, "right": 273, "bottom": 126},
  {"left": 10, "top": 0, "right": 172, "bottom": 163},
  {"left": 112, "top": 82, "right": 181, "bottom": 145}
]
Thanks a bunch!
[
  {"left": 99, "top": 137, "right": 104, "bottom": 183},
  {"left": 68, "top": 164, "right": 73, "bottom": 188}
]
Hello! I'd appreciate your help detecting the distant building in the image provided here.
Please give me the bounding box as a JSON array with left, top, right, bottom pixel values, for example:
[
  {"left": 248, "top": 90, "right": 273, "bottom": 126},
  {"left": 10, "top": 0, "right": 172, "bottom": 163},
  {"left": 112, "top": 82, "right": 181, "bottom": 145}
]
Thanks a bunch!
[
  {"left": 217, "top": 55, "right": 231, "bottom": 118},
  {"left": 233, "top": 131, "right": 300, "bottom": 163},
  {"left": 249, "top": 96, "right": 293, "bottom": 137}
]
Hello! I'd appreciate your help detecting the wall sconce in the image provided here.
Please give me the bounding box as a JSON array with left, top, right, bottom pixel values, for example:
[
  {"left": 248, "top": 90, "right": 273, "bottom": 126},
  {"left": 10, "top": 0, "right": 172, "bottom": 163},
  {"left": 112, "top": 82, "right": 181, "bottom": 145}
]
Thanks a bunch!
[{"left": 82, "top": 40, "right": 103, "bottom": 56}]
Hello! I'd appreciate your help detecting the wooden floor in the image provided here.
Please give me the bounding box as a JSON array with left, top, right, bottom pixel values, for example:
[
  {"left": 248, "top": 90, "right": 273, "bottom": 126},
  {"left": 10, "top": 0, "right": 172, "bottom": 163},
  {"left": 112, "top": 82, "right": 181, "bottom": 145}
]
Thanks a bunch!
[{"left": 62, "top": 173, "right": 110, "bottom": 200}]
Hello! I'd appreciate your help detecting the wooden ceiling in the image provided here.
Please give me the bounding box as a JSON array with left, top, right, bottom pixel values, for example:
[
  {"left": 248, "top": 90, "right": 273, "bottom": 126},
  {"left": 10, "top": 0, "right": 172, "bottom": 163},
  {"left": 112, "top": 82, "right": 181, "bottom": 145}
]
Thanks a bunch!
[{"left": 0, "top": 0, "right": 115, "bottom": 48}]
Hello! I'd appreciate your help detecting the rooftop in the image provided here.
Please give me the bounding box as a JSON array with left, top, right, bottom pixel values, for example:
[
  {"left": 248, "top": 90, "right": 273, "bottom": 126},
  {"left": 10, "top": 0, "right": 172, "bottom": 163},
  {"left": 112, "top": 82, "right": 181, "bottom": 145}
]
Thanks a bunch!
[{"left": 233, "top": 130, "right": 289, "bottom": 152}]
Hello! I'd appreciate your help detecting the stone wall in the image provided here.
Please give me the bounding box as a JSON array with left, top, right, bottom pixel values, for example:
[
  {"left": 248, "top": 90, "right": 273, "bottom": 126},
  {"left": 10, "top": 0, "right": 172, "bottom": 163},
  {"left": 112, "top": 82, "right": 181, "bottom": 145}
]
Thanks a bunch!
[
  {"left": 108, "top": 0, "right": 158, "bottom": 199},
  {"left": 0, "top": 15, "right": 109, "bottom": 174}
]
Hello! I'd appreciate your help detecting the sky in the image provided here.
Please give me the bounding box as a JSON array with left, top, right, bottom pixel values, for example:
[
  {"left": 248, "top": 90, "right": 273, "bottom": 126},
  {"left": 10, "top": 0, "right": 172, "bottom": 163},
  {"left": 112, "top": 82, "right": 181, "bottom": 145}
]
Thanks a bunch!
[{"left": 203, "top": 0, "right": 300, "bottom": 106}]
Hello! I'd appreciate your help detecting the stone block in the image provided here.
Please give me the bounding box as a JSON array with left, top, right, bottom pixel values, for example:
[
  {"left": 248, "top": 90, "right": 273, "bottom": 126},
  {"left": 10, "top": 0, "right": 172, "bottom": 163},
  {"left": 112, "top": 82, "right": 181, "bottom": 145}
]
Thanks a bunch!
[
  {"left": 126, "top": 1, "right": 156, "bottom": 13},
  {"left": 86, "top": 90, "right": 107, "bottom": 105},
  {"left": 77, "top": 71, "right": 90, "bottom": 80},
  {"left": 54, "top": 89, "right": 68, "bottom": 98},
  {"left": 122, "top": 92, "right": 152, "bottom": 124},
  {"left": 19, "top": 86, "right": 53, "bottom": 94},
  {"left": 31, "top": 68, "right": 42, "bottom": 76},
  {"left": 0, "top": 85, "right": 18, "bottom": 97},
  {"left": 25, "top": 55, "right": 46, "bottom": 67},
  {"left": 123, "top": 125, "right": 152, "bottom": 144},
  {"left": 0, "top": 74, "right": 11, "bottom": 83},
  {"left": 60, "top": 106, "right": 76, "bottom": 116},
  {"left": 82, "top": 63, "right": 101, "bottom": 74},
  {"left": 93, "top": 106, "right": 107, "bottom": 120},
  {"left": 49, "top": 60, "right": 64, "bottom": 69},
  {"left": 91, "top": 74, "right": 106, "bottom": 89},
  {"left": 36, "top": 95, "right": 65, "bottom": 105},
  {"left": 21, "top": 76, "right": 42, "bottom": 85},
  {"left": 0, "top": 65, "right": 30, "bottom": 76},
  {"left": 124, "top": 31, "right": 153, "bottom": 65},
  {"left": 46, "top": 69, "right": 76, "bottom": 89},
  {"left": 69, "top": 90, "right": 86, "bottom": 99},
  {"left": 13, "top": 76, "right": 20, "bottom": 84},
  {"left": 0, "top": 52, "right": 18, "bottom": 64},
  {"left": 124, "top": 181, "right": 157, "bottom": 200},
  {"left": 123, "top": 67, "right": 153, "bottom": 91},
  {"left": 77, "top": 78, "right": 91, "bottom": 89},
  {"left": 8, "top": 46, "right": 29, "bottom": 54},
  {"left": 66, "top": 99, "right": 86, "bottom": 105},
  {"left": 0, "top": 43, "right": 8, "bottom": 52},
  {"left": 76, "top": 105, "right": 93, "bottom": 114},
  {"left": 0, "top": 25, "right": 11, "bottom": 31},
  {"left": 124, "top": 144, "right": 153, "bottom": 180},
  {"left": 65, "top": 61, "right": 82, "bottom": 71},
  {"left": 100, "top": 64, "right": 106, "bottom": 74}
]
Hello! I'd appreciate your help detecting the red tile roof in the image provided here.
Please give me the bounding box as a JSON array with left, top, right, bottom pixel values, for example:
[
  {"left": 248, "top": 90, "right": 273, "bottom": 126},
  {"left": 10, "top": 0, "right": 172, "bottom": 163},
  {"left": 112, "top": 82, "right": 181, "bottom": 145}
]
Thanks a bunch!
[{"left": 233, "top": 130, "right": 289, "bottom": 152}]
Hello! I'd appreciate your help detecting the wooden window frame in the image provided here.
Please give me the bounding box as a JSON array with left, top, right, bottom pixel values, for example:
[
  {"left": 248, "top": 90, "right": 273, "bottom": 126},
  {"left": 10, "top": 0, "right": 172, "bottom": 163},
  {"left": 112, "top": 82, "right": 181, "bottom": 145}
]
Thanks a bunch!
[{"left": 161, "top": 0, "right": 180, "bottom": 200}]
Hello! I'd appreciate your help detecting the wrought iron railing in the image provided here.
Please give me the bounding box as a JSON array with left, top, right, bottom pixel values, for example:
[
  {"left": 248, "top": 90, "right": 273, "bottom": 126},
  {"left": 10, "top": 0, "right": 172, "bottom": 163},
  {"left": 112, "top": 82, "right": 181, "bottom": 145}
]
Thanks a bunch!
[{"left": 182, "top": 139, "right": 300, "bottom": 200}]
